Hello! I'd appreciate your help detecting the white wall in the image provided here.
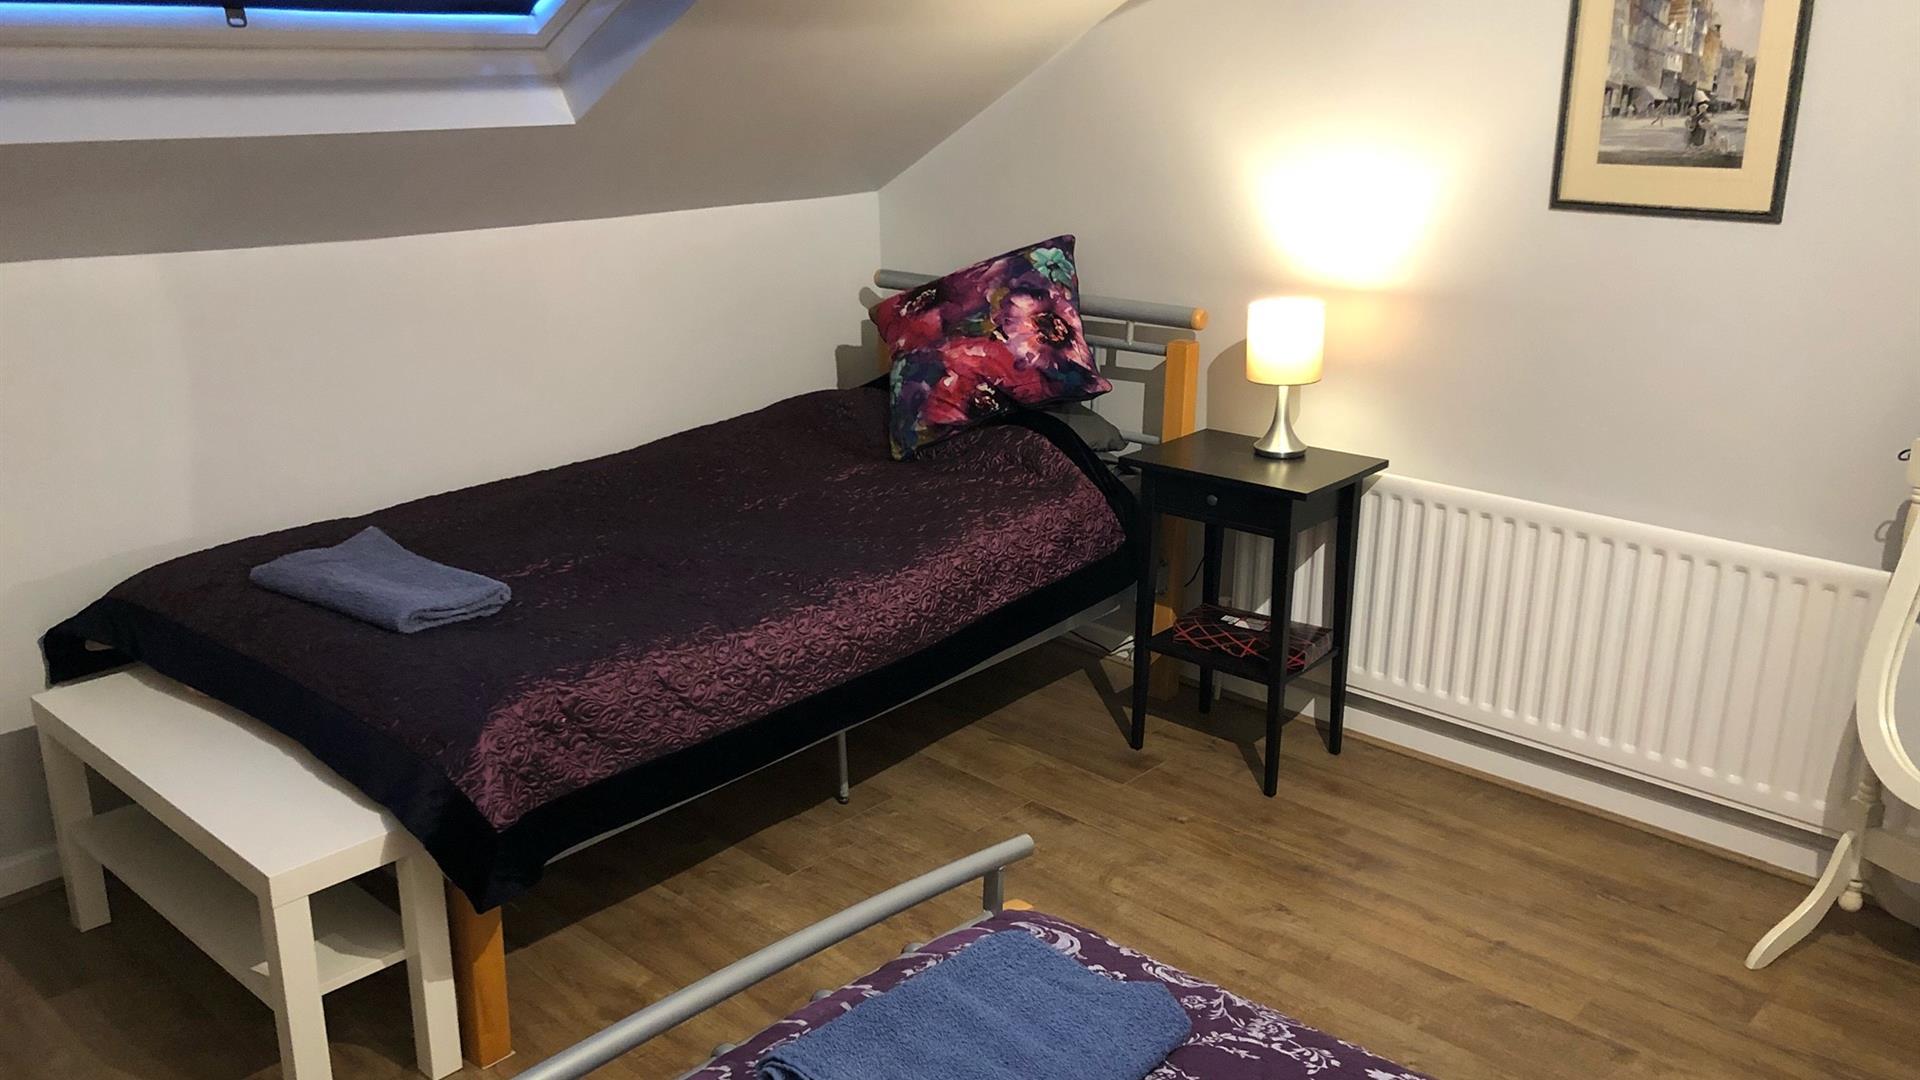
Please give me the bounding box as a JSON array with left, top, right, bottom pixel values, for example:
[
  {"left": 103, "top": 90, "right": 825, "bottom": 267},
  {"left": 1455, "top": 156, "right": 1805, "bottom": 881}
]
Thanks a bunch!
[
  {"left": 0, "top": 192, "right": 880, "bottom": 892},
  {"left": 880, "top": 0, "right": 1920, "bottom": 910},
  {"left": 880, "top": 0, "right": 1920, "bottom": 570}
]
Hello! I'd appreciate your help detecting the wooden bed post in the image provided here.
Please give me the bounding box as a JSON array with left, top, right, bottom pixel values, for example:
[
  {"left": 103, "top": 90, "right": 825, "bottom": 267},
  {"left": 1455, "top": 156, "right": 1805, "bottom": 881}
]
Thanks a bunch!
[
  {"left": 1149, "top": 335, "right": 1202, "bottom": 699},
  {"left": 447, "top": 883, "right": 513, "bottom": 1067}
]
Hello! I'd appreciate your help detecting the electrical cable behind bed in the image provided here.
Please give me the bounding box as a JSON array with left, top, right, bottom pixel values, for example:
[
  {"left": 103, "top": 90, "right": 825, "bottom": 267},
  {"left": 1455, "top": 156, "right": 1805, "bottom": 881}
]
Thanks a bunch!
[
  {"left": 515, "top": 835, "right": 1038, "bottom": 1080},
  {"left": 875, "top": 267, "right": 1206, "bottom": 704}
]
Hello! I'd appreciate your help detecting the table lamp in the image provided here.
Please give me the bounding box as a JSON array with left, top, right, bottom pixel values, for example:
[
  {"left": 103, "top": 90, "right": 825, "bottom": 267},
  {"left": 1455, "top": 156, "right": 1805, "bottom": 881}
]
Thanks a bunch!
[{"left": 1246, "top": 296, "right": 1324, "bottom": 460}]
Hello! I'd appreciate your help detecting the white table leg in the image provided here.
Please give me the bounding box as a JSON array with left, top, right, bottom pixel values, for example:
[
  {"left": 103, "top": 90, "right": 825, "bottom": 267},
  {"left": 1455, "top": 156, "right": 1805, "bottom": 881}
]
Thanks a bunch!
[
  {"left": 397, "top": 854, "right": 462, "bottom": 1079},
  {"left": 1746, "top": 830, "right": 1860, "bottom": 970},
  {"left": 260, "top": 894, "right": 332, "bottom": 1080},
  {"left": 36, "top": 730, "right": 110, "bottom": 932}
]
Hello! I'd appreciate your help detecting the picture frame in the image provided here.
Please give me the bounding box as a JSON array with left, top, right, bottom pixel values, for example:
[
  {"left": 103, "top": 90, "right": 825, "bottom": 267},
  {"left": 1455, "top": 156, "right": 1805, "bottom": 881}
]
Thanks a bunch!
[{"left": 1550, "top": 0, "right": 1815, "bottom": 223}]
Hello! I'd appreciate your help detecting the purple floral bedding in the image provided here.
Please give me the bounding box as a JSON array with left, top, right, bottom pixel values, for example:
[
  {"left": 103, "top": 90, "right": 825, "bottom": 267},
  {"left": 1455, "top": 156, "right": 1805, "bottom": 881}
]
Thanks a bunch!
[
  {"left": 42, "top": 388, "right": 1134, "bottom": 907},
  {"left": 691, "top": 909, "right": 1432, "bottom": 1080}
]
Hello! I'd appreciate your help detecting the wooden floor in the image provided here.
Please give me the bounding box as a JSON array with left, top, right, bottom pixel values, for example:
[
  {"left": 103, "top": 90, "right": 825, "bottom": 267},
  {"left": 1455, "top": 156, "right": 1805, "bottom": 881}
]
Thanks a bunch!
[{"left": 4, "top": 643, "right": 1918, "bottom": 1079}]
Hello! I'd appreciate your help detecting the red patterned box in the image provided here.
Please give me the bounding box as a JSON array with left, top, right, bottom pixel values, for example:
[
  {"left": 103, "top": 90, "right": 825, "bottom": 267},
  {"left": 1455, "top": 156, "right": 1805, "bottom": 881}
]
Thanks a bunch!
[{"left": 1169, "top": 604, "right": 1333, "bottom": 673}]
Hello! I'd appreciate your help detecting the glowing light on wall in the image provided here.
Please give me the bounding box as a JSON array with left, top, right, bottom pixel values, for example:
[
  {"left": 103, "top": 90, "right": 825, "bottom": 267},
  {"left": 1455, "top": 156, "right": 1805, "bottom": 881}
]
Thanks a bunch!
[{"left": 1251, "top": 143, "right": 1447, "bottom": 290}]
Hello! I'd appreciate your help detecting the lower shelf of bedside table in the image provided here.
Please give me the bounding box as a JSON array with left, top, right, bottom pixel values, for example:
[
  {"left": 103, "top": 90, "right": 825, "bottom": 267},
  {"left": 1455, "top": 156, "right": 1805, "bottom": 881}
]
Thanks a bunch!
[
  {"left": 1142, "top": 603, "right": 1337, "bottom": 684},
  {"left": 74, "top": 804, "right": 408, "bottom": 1001}
]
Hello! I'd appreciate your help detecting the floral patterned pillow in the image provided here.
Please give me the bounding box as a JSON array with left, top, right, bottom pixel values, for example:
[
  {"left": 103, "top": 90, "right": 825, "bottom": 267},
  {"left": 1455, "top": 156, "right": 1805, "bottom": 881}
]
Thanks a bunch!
[{"left": 873, "top": 236, "right": 1111, "bottom": 459}]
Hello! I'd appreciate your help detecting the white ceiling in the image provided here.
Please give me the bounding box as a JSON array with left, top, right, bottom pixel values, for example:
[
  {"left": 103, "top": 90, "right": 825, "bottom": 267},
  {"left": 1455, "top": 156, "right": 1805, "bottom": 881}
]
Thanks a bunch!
[{"left": 0, "top": 0, "right": 1126, "bottom": 262}]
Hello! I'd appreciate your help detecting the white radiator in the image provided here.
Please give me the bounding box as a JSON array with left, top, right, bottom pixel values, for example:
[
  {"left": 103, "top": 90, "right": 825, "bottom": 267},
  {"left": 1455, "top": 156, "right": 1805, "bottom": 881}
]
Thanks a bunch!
[{"left": 1227, "top": 474, "right": 1889, "bottom": 831}]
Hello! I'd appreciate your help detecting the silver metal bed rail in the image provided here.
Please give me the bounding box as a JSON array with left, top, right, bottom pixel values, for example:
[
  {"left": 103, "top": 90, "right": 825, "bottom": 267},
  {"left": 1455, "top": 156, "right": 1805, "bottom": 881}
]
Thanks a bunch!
[
  {"left": 516, "top": 834, "right": 1039, "bottom": 1080},
  {"left": 873, "top": 269, "right": 1207, "bottom": 358}
]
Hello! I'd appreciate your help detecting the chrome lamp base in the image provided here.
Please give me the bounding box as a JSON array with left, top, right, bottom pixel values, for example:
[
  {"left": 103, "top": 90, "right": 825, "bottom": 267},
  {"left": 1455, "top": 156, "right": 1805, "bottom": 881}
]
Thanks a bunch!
[{"left": 1252, "top": 383, "right": 1308, "bottom": 459}]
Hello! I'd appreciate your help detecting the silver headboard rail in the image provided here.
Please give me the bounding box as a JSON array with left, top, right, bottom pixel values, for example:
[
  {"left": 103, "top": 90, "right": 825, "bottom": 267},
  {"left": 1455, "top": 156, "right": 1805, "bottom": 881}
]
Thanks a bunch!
[
  {"left": 873, "top": 269, "right": 1208, "bottom": 358},
  {"left": 516, "top": 834, "right": 1039, "bottom": 1080}
]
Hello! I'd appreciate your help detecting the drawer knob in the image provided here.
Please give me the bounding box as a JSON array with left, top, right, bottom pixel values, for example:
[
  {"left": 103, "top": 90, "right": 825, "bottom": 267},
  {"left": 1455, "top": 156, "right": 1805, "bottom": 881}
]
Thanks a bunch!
[{"left": 1205, "top": 494, "right": 1219, "bottom": 507}]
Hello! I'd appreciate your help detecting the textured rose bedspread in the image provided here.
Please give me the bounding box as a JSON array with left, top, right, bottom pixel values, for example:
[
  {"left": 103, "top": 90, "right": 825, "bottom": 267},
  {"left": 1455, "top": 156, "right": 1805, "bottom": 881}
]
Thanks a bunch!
[{"left": 43, "top": 388, "right": 1133, "bottom": 905}]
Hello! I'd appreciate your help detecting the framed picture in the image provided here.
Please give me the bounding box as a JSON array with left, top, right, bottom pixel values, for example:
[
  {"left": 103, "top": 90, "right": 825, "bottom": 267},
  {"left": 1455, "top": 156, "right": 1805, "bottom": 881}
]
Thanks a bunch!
[{"left": 1551, "top": 0, "right": 1815, "bottom": 222}]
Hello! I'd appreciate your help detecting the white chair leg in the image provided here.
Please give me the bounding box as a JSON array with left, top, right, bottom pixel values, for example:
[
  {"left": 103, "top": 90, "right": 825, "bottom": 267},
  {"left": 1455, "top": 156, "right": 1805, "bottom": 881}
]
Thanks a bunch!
[
  {"left": 1746, "top": 830, "right": 1860, "bottom": 970},
  {"left": 36, "top": 730, "right": 109, "bottom": 932},
  {"left": 396, "top": 855, "right": 463, "bottom": 1079},
  {"left": 261, "top": 895, "right": 332, "bottom": 1080},
  {"left": 1839, "top": 874, "right": 1868, "bottom": 913}
]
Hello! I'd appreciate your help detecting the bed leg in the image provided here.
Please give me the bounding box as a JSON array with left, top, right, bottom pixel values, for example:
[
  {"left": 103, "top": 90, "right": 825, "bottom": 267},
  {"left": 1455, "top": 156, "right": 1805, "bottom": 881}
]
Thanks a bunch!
[
  {"left": 834, "top": 731, "right": 851, "bottom": 805},
  {"left": 446, "top": 883, "right": 512, "bottom": 1068}
]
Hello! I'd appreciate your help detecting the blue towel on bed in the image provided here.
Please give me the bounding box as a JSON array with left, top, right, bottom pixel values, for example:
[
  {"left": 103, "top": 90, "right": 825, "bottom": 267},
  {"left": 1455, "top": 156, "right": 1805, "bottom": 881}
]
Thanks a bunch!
[
  {"left": 249, "top": 527, "right": 510, "bottom": 634},
  {"left": 758, "top": 931, "right": 1190, "bottom": 1080}
]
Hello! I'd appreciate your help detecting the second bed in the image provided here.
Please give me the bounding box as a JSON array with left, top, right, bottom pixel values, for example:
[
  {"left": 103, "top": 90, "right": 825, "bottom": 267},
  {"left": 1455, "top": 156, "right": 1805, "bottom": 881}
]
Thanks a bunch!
[{"left": 517, "top": 836, "right": 1433, "bottom": 1080}]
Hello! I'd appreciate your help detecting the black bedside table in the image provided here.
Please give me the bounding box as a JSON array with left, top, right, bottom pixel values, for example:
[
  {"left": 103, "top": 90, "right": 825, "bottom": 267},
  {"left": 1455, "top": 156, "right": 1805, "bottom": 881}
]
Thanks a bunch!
[{"left": 1123, "top": 430, "right": 1387, "bottom": 795}]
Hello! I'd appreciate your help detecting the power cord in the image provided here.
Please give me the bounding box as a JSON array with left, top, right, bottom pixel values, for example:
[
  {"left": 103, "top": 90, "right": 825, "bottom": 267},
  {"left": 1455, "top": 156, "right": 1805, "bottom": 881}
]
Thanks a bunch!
[{"left": 1065, "top": 631, "right": 1124, "bottom": 657}]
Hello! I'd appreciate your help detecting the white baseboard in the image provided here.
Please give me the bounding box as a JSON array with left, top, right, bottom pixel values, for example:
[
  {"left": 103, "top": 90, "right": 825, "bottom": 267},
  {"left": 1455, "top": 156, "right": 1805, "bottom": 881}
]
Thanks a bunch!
[
  {"left": 1073, "top": 624, "right": 1834, "bottom": 880},
  {"left": 1338, "top": 695, "right": 1830, "bottom": 879},
  {"left": 0, "top": 843, "right": 60, "bottom": 902}
]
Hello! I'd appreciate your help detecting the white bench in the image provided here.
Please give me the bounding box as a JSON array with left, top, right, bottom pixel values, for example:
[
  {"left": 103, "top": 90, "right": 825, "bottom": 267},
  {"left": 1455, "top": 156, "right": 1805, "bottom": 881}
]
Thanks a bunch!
[{"left": 32, "top": 666, "right": 463, "bottom": 1080}]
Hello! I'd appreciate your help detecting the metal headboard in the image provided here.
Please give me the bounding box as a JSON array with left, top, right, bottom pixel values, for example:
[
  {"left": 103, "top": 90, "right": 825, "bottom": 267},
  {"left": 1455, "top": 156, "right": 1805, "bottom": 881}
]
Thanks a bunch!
[
  {"left": 873, "top": 269, "right": 1208, "bottom": 358},
  {"left": 872, "top": 268, "right": 1207, "bottom": 451}
]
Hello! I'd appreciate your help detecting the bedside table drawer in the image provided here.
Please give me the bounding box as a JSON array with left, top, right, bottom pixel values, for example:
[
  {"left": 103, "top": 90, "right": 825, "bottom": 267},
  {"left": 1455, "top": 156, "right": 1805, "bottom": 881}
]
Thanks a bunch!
[{"left": 1151, "top": 480, "right": 1283, "bottom": 535}]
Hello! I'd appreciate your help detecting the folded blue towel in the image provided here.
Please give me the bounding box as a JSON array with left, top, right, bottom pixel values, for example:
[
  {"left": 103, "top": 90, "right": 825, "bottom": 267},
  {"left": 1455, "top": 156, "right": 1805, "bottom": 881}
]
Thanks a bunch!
[
  {"left": 759, "top": 931, "right": 1190, "bottom": 1080},
  {"left": 249, "top": 526, "right": 510, "bottom": 634}
]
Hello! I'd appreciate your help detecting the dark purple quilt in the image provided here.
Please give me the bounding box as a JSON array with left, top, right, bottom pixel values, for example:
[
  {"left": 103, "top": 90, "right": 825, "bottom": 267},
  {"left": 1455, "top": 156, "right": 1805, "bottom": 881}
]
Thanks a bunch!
[
  {"left": 691, "top": 909, "right": 1433, "bottom": 1079},
  {"left": 42, "top": 388, "right": 1133, "bottom": 906}
]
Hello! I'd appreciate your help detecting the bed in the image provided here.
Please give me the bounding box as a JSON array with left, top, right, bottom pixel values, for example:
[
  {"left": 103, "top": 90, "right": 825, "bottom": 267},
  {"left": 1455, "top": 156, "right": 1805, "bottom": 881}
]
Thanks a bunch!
[
  {"left": 515, "top": 836, "right": 1432, "bottom": 1080},
  {"left": 37, "top": 270, "right": 1208, "bottom": 1065},
  {"left": 43, "top": 387, "right": 1132, "bottom": 908}
]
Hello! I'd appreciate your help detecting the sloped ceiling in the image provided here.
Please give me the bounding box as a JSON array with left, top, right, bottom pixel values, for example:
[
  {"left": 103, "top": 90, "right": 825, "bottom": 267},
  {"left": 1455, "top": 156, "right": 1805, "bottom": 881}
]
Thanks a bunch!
[{"left": 0, "top": 0, "right": 1123, "bottom": 262}]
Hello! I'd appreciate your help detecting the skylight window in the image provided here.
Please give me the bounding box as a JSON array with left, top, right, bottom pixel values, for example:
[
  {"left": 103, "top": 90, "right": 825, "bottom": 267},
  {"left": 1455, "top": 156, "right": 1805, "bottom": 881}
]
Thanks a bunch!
[
  {"left": 5, "top": 0, "right": 541, "bottom": 12},
  {"left": 0, "top": 0, "right": 565, "bottom": 33},
  {"left": 0, "top": 0, "right": 693, "bottom": 144}
]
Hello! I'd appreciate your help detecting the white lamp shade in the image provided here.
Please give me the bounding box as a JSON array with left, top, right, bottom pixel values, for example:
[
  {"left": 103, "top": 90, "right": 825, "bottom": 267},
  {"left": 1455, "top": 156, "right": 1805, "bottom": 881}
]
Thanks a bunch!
[{"left": 1246, "top": 296, "right": 1325, "bottom": 386}]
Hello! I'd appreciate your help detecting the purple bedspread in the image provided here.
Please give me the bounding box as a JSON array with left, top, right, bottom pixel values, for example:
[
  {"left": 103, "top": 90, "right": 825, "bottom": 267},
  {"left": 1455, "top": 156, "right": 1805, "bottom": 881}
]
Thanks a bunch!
[
  {"left": 43, "top": 388, "right": 1131, "bottom": 905},
  {"left": 692, "top": 909, "right": 1433, "bottom": 1079}
]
